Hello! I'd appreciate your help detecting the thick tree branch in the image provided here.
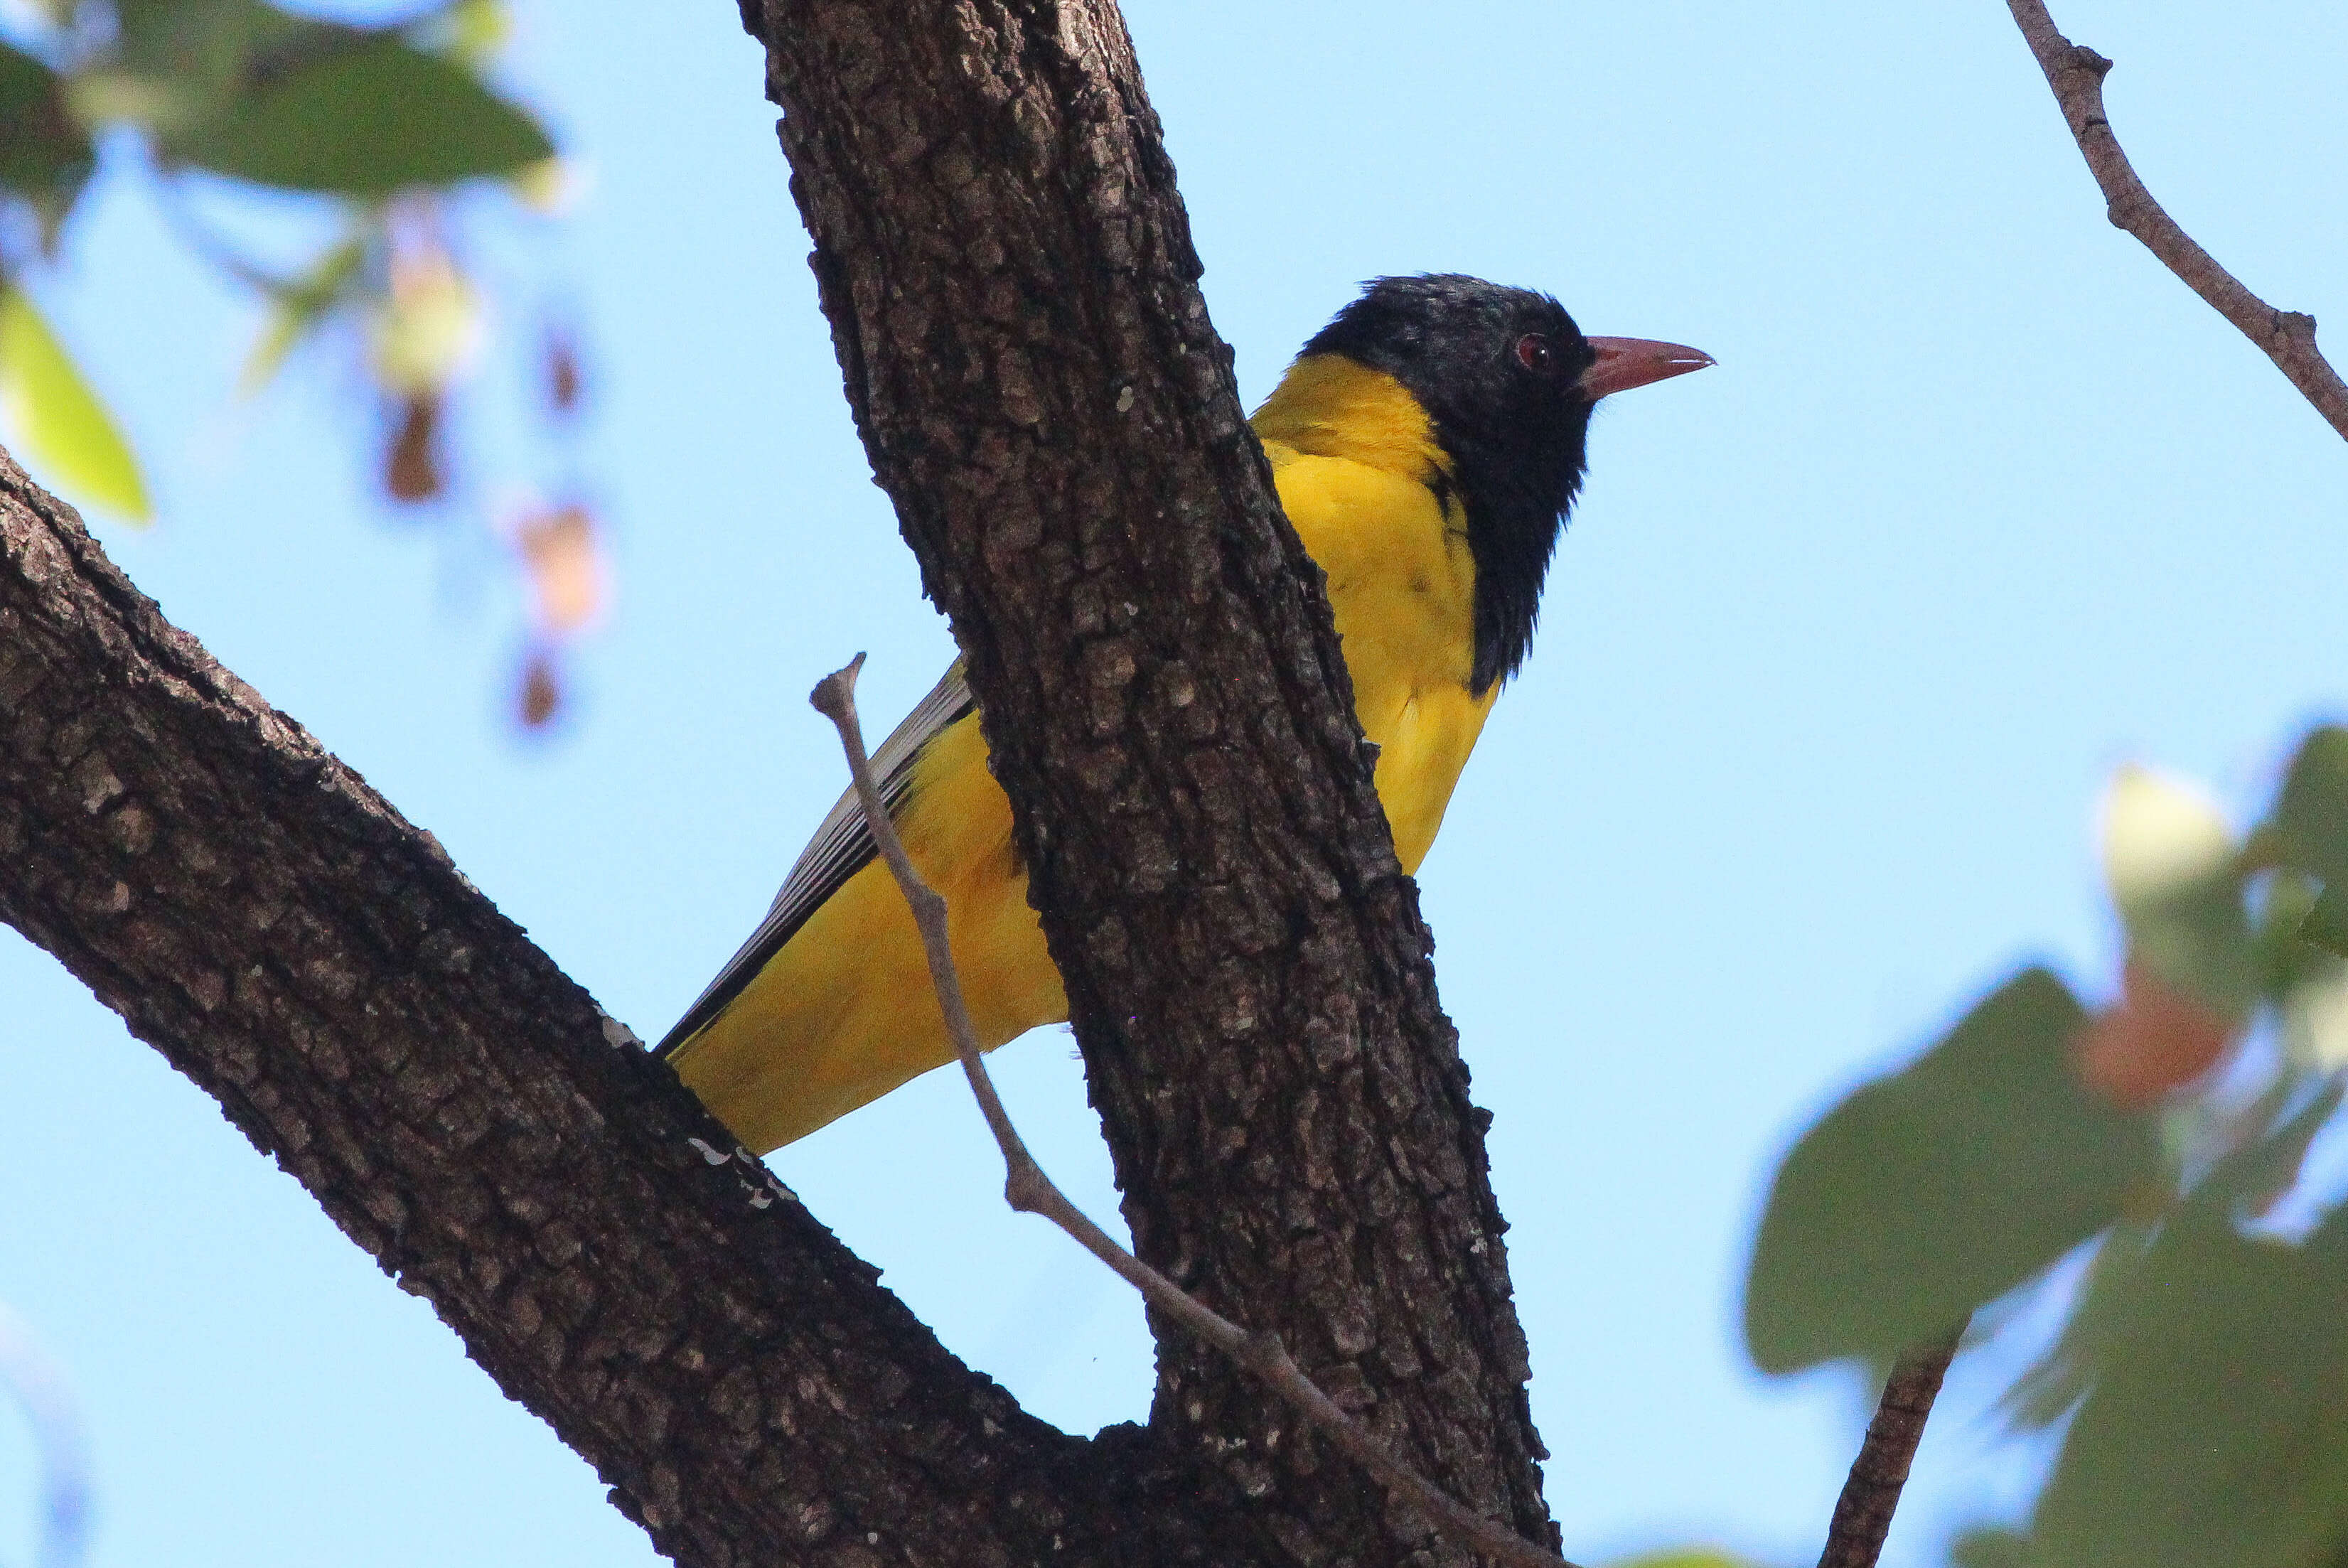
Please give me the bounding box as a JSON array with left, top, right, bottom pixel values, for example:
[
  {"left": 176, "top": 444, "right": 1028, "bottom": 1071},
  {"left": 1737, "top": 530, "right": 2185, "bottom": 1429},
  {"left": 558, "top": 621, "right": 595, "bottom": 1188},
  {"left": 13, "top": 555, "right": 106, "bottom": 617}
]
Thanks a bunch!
[
  {"left": 1816, "top": 1328, "right": 1964, "bottom": 1568},
  {"left": 814, "top": 657, "right": 1575, "bottom": 1568},
  {"left": 2003, "top": 0, "right": 2348, "bottom": 441},
  {"left": 6, "top": 0, "right": 1560, "bottom": 1556},
  {"left": 0, "top": 449, "right": 1240, "bottom": 1568},
  {"left": 742, "top": 0, "right": 1555, "bottom": 1552}
]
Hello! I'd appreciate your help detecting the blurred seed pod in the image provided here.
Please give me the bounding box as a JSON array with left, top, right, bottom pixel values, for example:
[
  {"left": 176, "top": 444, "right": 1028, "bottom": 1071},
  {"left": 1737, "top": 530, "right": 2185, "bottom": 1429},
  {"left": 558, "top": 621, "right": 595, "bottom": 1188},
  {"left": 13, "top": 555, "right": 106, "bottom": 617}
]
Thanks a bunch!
[
  {"left": 368, "top": 245, "right": 482, "bottom": 398},
  {"left": 2076, "top": 957, "right": 2239, "bottom": 1110},
  {"left": 513, "top": 501, "right": 609, "bottom": 636},
  {"left": 384, "top": 391, "right": 444, "bottom": 502},
  {"left": 545, "top": 326, "right": 581, "bottom": 415},
  {"left": 518, "top": 648, "right": 560, "bottom": 729}
]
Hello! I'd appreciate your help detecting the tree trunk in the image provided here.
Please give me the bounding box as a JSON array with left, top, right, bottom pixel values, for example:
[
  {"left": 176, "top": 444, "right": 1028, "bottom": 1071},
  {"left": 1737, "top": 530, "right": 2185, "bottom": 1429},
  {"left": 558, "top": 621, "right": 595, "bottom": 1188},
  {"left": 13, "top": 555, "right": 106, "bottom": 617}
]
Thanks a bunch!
[
  {"left": 748, "top": 0, "right": 1551, "bottom": 1555},
  {"left": 0, "top": 0, "right": 1556, "bottom": 1561}
]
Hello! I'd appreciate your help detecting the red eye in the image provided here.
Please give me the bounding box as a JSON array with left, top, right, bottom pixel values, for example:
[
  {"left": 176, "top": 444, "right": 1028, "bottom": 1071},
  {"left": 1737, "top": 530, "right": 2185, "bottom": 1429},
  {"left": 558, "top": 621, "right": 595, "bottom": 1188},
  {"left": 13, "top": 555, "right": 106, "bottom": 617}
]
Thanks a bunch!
[{"left": 1514, "top": 333, "right": 1555, "bottom": 375}]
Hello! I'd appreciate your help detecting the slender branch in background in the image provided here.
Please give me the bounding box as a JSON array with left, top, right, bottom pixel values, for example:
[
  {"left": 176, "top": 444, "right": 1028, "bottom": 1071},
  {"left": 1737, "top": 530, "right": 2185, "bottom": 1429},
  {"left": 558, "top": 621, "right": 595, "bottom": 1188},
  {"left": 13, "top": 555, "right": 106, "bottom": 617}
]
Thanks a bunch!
[
  {"left": 1816, "top": 1324, "right": 1967, "bottom": 1568},
  {"left": 146, "top": 173, "right": 299, "bottom": 296},
  {"left": 2003, "top": 0, "right": 2348, "bottom": 442},
  {"left": 810, "top": 657, "right": 1580, "bottom": 1568}
]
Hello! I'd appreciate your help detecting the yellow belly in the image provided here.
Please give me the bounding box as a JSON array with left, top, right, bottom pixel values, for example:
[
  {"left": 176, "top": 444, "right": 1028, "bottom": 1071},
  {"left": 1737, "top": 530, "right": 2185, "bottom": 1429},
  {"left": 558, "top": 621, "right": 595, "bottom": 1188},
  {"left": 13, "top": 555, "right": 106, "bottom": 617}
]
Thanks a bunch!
[{"left": 674, "top": 382, "right": 1501, "bottom": 1151}]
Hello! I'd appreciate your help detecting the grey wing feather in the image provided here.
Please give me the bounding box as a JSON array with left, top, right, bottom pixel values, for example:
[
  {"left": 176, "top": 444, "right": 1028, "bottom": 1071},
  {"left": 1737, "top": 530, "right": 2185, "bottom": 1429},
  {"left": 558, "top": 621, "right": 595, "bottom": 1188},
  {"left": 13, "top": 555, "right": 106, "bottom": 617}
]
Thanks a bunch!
[{"left": 655, "top": 662, "right": 977, "bottom": 1056}]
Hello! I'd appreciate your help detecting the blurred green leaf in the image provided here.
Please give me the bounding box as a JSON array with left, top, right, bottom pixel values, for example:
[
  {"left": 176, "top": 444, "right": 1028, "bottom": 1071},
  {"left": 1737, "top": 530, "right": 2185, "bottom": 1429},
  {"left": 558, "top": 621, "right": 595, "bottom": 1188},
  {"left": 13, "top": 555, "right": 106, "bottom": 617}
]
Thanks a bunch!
[
  {"left": 2128, "top": 873, "right": 2258, "bottom": 1021},
  {"left": 2010, "top": 1083, "right": 2344, "bottom": 1429},
  {"left": 2252, "top": 876, "right": 2348, "bottom": 1078},
  {"left": 2257, "top": 873, "right": 2334, "bottom": 994},
  {"left": 241, "top": 232, "right": 366, "bottom": 392},
  {"left": 2273, "top": 727, "right": 2348, "bottom": 888},
  {"left": 2303, "top": 887, "right": 2348, "bottom": 960},
  {"left": 168, "top": 36, "right": 553, "bottom": 194},
  {"left": 0, "top": 289, "right": 151, "bottom": 521},
  {"left": 1604, "top": 1552, "right": 1767, "bottom": 1568},
  {"left": 1744, "top": 968, "right": 2160, "bottom": 1373},
  {"left": 2199, "top": 1078, "right": 2343, "bottom": 1215},
  {"left": 0, "top": 39, "right": 96, "bottom": 242},
  {"left": 2028, "top": 1194, "right": 2348, "bottom": 1568},
  {"left": 1948, "top": 1525, "right": 2027, "bottom": 1568},
  {"left": 90, "top": 0, "right": 323, "bottom": 135}
]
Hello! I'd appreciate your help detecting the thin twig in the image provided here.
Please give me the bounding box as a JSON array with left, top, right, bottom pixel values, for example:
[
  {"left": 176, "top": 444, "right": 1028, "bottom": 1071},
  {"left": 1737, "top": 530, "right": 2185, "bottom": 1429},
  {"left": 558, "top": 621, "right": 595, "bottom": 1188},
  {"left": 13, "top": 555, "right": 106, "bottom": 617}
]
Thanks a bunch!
[
  {"left": 809, "top": 655, "right": 1578, "bottom": 1568},
  {"left": 2003, "top": 0, "right": 2348, "bottom": 441},
  {"left": 1816, "top": 1324, "right": 1966, "bottom": 1568}
]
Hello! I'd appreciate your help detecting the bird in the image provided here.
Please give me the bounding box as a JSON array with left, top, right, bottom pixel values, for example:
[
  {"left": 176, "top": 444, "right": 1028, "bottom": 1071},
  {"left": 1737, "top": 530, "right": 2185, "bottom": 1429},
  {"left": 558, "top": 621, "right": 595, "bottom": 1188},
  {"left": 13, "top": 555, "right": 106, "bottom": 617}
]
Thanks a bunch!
[{"left": 660, "top": 275, "right": 1711, "bottom": 1153}]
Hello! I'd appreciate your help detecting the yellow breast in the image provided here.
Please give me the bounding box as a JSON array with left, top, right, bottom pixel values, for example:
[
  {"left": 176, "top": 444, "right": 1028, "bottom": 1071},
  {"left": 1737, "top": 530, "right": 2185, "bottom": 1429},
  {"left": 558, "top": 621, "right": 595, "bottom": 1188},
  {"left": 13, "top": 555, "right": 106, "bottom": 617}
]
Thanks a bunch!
[
  {"left": 673, "top": 353, "right": 1504, "bottom": 1150},
  {"left": 1253, "top": 355, "right": 1501, "bottom": 872}
]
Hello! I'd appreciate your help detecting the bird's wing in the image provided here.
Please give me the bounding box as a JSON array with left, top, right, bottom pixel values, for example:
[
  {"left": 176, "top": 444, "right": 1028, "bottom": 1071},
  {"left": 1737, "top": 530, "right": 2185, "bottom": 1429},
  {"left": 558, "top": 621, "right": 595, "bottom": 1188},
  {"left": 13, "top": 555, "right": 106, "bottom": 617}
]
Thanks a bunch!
[{"left": 656, "top": 662, "right": 977, "bottom": 1056}]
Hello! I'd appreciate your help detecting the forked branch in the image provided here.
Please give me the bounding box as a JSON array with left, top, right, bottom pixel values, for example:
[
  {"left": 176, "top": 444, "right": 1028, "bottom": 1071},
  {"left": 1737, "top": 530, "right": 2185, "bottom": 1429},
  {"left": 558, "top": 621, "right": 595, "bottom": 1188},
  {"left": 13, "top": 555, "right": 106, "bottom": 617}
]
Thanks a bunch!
[
  {"left": 2003, "top": 0, "right": 2348, "bottom": 441},
  {"left": 809, "top": 656, "right": 1580, "bottom": 1568}
]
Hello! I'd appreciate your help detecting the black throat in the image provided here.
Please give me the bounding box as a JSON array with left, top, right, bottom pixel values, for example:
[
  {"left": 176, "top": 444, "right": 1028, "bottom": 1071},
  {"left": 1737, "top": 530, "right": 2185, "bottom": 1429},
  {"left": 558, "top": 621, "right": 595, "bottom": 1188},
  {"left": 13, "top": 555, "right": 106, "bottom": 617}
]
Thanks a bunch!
[{"left": 1301, "top": 276, "right": 1595, "bottom": 694}]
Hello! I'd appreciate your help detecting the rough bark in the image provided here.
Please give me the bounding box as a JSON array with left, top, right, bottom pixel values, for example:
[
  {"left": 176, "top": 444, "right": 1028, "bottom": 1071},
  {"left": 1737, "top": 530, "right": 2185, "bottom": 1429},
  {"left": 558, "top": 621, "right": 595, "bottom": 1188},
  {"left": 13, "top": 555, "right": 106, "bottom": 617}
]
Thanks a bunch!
[
  {"left": 0, "top": 448, "right": 1240, "bottom": 1568},
  {"left": 744, "top": 0, "right": 1551, "bottom": 1556},
  {"left": 0, "top": 0, "right": 1558, "bottom": 1559}
]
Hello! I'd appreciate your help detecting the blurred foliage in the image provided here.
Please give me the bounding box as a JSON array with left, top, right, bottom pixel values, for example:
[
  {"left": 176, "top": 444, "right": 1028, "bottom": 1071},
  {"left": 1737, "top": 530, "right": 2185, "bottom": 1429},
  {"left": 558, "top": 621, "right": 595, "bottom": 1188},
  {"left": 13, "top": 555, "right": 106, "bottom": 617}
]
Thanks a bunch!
[
  {"left": 1948, "top": 1527, "right": 2028, "bottom": 1568},
  {"left": 1745, "top": 725, "right": 2348, "bottom": 1567},
  {"left": 0, "top": 0, "right": 606, "bottom": 728},
  {"left": 0, "top": 286, "right": 146, "bottom": 517},
  {"left": 1745, "top": 968, "right": 2156, "bottom": 1373}
]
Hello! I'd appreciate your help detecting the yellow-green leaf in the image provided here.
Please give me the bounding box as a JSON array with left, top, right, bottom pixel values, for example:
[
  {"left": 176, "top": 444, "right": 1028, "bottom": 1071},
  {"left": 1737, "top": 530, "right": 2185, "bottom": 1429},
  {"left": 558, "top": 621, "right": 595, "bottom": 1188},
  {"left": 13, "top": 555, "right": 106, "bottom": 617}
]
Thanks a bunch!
[
  {"left": 413, "top": 0, "right": 512, "bottom": 66},
  {"left": 0, "top": 289, "right": 150, "bottom": 522},
  {"left": 242, "top": 232, "right": 366, "bottom": 394}
]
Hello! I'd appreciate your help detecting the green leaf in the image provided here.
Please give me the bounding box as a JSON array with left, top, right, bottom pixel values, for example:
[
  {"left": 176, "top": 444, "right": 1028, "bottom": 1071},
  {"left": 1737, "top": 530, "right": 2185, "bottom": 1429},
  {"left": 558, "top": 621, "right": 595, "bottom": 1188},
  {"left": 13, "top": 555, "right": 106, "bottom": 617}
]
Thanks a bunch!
[
  {"left": 168, "top": 36, "right": 553, "bottom": 194},
  {"left": 2010, "top": 1083, "right": 2346, "bottom": 1430},
  {"left": 1744, "top": 968, "right": 2160, "bottom": 1373},
  {"left": 0, "top": 289, "right": 151, "bottom": 522},
  {"left": 1603, "top": 1553, "right": 1766, "bottom": 1568},
  {"left": 241, "top": 232, "right": 367, "bottom": 393},
  {"left": 108, "top": 0, "right": 318, "bottom": 92},
  {"left": 2256, "top": 873, "right": 2334, "bottom": 993},
  {"left": 2303, "top": 887, "right": 2348, "bottom": 960},
  {"left": 90, "top": 0, "right": 323, "bottom": 135},
  {"left": 0, "top": 39, "right": 96, "bottom": 241},
  {"left": 1948, "top": 1525, "right": 2027, "bottom": 1568},
  {"left": 2027, "top": 1196, "right": 2348, "bottom": 1568},
  {"left": 2274, "top": 727, "right": 2348, "bottom": 888}
]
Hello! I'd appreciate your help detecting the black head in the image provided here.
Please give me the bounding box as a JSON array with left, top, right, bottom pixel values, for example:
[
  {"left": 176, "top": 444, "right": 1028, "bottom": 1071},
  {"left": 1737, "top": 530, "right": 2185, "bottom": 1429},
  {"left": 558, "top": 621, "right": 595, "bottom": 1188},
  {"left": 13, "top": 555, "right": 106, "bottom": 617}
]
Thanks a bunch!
[{"left": 1302, "top": 274, "right": 1598, "bottom": 693}]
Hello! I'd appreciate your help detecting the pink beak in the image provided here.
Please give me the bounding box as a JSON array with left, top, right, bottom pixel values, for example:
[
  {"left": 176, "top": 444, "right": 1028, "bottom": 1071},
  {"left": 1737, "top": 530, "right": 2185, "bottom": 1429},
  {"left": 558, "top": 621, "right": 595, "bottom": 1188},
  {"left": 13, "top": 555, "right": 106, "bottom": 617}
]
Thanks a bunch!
[{"left": 1578, "top": 336, "right": 1715, "bottom": 399}]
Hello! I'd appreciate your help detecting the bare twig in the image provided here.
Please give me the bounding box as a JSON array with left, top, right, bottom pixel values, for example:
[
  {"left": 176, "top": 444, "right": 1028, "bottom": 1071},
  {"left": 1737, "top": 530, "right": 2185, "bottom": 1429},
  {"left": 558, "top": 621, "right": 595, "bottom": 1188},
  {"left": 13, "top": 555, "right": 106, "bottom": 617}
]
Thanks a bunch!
[
  {"left": 2003, "top": 0, "right": 2348, "bottom": 441},
  {"left": 809, "top": 656, "right": 1578, "bottom": 1568},
  {"left": 1816, "top": 1324, "right": 1966, "bottom": 1568}
]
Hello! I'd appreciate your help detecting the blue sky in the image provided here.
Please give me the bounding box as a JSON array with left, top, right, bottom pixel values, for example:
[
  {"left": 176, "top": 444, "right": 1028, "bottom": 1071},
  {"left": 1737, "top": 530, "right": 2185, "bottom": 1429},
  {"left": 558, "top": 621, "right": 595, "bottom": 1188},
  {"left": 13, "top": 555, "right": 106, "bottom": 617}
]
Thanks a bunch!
[{"left": 1, "top": 1, "right": 2342, "bottom": 1565}]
